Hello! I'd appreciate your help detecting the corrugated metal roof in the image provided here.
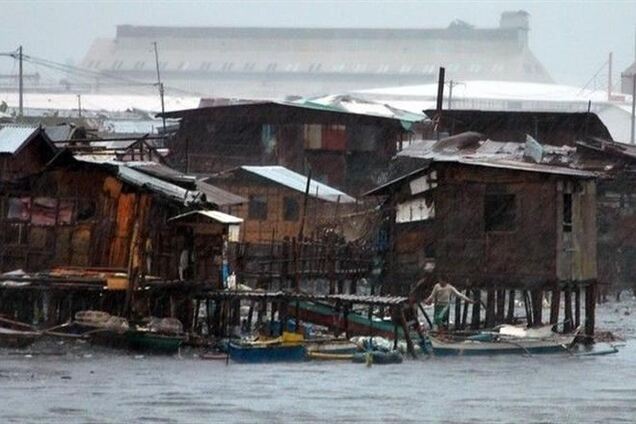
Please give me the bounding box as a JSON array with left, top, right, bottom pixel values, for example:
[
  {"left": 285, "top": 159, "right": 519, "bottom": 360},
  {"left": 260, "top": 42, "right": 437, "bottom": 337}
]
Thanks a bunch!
[
  {"left": 168, "top": 210, "right": 243, "bottom": 224},
  {"left": 195, "top": 179, "right": 246, "bottom": 206},
  {"left": 241, "top": 166, "right": 356, "bottom": 203},
  {"left": 117, "top": 165, "right": 200, "bottom": 205},
  {"left": 75, "top": 156, "right": 200, "bottom": 205},
  {"left": 43, "top": 124, "right": 75, "bottom": 142},
  {"left": 127, "top": 162, "right": 196, "bottom": 185},
  {"left": 439, "top": 158, "right": 597, "bottom": 178},
  {"left": 365, "top": 157, "right": 595, "bottom": 197},
  {"left": 0, "top": 125, "right": 39, "bottom": 154}
]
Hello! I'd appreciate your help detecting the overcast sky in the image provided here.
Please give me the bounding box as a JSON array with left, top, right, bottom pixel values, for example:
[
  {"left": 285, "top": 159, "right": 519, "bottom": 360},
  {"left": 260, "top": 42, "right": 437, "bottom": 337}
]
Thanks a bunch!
[{"left": 0, "top": 0, "right": 635, "bottom": 89}]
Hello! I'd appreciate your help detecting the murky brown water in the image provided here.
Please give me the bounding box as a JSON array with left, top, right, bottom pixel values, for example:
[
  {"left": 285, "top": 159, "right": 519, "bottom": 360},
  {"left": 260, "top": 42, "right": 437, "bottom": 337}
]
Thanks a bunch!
[{"left": 1, "top": 297, "right": 635, "bottom": 423}]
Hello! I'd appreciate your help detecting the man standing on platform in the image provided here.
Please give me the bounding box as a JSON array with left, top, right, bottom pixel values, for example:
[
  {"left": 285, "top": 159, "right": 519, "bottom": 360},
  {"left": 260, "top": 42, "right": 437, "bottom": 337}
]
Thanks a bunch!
[{"left": 425, "top": 278, "right": 475, "bottom": 330}]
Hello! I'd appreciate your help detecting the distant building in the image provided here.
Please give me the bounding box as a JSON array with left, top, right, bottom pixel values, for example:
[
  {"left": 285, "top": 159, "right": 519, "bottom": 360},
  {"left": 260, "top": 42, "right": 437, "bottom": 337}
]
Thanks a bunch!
[
  {"left": 356, "top": 80, "right": 635, "bottom": 142},
  {"left": 79, "top": 11, "right": 551, "bottom": 98},
  {"left": 621, "top": 61, "right": 635, "bottom": 95}
]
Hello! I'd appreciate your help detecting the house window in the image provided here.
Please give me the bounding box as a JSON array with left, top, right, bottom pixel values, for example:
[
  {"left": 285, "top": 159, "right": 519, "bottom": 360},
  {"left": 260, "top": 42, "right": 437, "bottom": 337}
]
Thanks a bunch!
[
  {"left": 283, "top": 197, "right": 300, "bottom": 221},
  {"left": 248, "top": 195, "right": 268, "bottom": 220},
  {"left": 563, "top": 193, "right": 573, "bottom": 233},
  {"left": 484, "top": 194, "right": 516, "bottom": 232}
]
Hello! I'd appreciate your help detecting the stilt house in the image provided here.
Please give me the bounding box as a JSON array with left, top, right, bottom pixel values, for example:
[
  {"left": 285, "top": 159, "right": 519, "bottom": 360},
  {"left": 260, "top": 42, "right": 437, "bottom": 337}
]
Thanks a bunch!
[{"left": 367, "top": 156, "right": 598, "bottom": 334}]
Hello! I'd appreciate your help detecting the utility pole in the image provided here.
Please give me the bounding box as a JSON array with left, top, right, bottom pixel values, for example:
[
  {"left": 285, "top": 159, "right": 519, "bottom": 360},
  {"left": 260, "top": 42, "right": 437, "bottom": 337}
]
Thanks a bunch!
[
  {"left": 153, "top": 41, "right": 167, "bottom": 135},
  {"left": 435, "top": 67, "right": 445, "bottom": 140},
  {"left": 607, "top": 52, "right": 613, "bottom": 102},
  {"left": 631, "top": 74, "right": 635, "bottom": 144},
  {"left": 77, "top": 94, "right": 82, "bottom": 118},
  {"left": 18, "top": 45, "right": 23, "bottom": 118}
]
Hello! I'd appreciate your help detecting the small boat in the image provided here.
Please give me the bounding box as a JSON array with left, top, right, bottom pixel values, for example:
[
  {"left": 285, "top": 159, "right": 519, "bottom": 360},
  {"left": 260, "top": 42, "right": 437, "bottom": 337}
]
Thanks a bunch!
[
  {"left": 124, "top": 330, "right": 184, "bottom": 354},
  {"left": 306, "top": 340, "right": 358, "bottom": 355},
  {"left": 307, "top": 351, "right": 354, "bottom": 361},
  {"left": 351, "top": 350, "right": 403, "bottom": 364},
  {"left": 83, "top": 327, "right": 183, "bottom": 354},
  {"left": 289, "top": 301, "right": 401, "bottom": 339},
  {"left": 0, "top": 327, "right": 40, "bottom": 348},
  {"left": 227, "top": 342, "right": 306, "bottom": 363},
  {"left": 200, "top": 351, "right": 229, "bottom": 361},
  {"left": 426, "top": 325, "right": 578, "bottom": 356}
]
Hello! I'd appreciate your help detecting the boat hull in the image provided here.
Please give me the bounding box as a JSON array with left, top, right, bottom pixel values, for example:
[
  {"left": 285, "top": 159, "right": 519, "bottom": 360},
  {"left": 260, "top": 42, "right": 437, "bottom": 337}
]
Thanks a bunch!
[
  {"left": 428, "top": 336, "right": 575, "bottom": 356},
  {"left": 90, "top": 330, "right": 183, "bottom": 354},
  {"left": 228, "top": 343, "right": 306, "bottom": 363},
  {"left": 0, "top": 328, "right": 39, "bottom": 349},
  {"left": 289, "top": 301, "right": 400, "bottom": 339}
]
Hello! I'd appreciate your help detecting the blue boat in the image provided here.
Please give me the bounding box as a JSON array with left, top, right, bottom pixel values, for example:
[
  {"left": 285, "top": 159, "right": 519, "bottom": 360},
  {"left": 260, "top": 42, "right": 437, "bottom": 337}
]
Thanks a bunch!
[{"left": 228, "top": 342, "right": 306, "bottom": 363}]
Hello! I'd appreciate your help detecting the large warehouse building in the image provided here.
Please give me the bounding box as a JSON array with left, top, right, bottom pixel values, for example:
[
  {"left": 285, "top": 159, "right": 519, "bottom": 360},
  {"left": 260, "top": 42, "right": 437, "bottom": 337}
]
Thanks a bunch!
[{"left": 79, "top": 11, "right": 551, "bottom": 99}]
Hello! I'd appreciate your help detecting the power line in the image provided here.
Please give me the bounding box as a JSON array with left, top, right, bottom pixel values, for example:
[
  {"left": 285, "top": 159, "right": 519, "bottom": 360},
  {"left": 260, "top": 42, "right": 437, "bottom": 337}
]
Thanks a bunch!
[{"left": 1, "top": 49, "right": 207, "bottom": 97}]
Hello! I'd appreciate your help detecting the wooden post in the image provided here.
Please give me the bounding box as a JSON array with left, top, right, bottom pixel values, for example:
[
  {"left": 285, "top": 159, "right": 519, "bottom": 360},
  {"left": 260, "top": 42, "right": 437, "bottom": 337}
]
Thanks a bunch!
[
  {"left": 564, "top": 286, "right": 573, "bottom": 333},
  {"left": 246, "top": 300, "right": 255, "bottom": 332},
  {"left": 461, "top": 292, "right": 470, "bottom": 329},
  {"left": 506, "top": 290, "right": 515, "bottom": 323},
  {"left": 495, "top": 289, "right": 505, "bottom": 324},
  {"left": 399, "top": 307, "right": 417, "bottom": 359},
  {"left": 523, "top": 291, "right": 533, "bottom": 327},
  {"left": 485, "top": 289, "right": 495, "bottom": 328},
  {"left": 585, "top": 282, "right": 596, "bottom": 339},
  {"left": 531, "top": 290, "right": 543, "bottom": 326},
  {"left": 470, "top": 289, "right": 481, "bottom": 330},
  {"left": 574, "top": 287, "right": 581, "bottom": 328},
  {"left": 454, "top": 297, "right": 461, "bottom": 330},
  {"left": 549, "top": 287, "right": 560, "bottom": 325},
  {"left": 343, "top": 303, "right": 350, "bottom": 339}
]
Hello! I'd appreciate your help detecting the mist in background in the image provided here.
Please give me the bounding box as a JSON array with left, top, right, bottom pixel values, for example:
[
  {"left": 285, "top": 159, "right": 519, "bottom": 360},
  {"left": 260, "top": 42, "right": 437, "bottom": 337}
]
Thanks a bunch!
[{"left": 0, "top": 0, "right": 634, "bottom": 88}]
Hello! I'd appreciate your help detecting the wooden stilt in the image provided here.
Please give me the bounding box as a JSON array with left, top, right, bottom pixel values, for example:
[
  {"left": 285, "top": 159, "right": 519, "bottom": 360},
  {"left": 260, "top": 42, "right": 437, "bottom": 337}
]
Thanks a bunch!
[
  {"left": 399, "top": 308, "right": 417, "bottom": 359},
  {"left": 485, "top": 289, "right": 495, "bottom": 328},
  {"left": 470, "top": 289, "right": 481, "bottom": 330},
  {"left": 585, "top": 282, "right": 596, "bottom": 339},
  {"left": 461, "top": 291, "right": 470, "bottom": 329},
  {"left": 574, "top": 287, "right": 581, "bottom": 328},
  {"left": 506, "top": 290, "right": 515, "bottom": 323},
  {"left": 495, "top": 289, "right": 505, "bottom": 324},
  {"left": 531, "top": 290, "right": 543, "bottom": 326},
  {"left": 523, "top": 291, "right": 533, "bottom": 327},
  {"left": 454, "top": 297, "right": 461, "bottom": 330},
  {"left": 246, "top": 300, "right": 254, "bottom": 332},
  {"left": 549, "top": 287, "right": 560, "bottom": 325},
  {"left": 564, "top": 286, "right": 573, "bottom": 333}
]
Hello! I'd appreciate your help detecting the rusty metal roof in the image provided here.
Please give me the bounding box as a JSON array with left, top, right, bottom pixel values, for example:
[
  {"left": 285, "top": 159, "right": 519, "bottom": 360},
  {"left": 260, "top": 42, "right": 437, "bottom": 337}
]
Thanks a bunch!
[{"left": 195, "top": 179, "right": 246, "bottom": 206}]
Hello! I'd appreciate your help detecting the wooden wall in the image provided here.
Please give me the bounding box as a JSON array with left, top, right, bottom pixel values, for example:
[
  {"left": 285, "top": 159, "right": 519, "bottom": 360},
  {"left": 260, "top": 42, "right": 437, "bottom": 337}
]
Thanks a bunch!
[
  {"left": 0, "top": 167, "right": 190, "bottom": 280},
  {"left": 213, "top": 178, "right": 350, "bottom": 243},
  {"left": 0, "top": 136, "right": 56, "bottom": 182},
  {"left": 389, "top": 163, "right": 597, "bottom": 289}
]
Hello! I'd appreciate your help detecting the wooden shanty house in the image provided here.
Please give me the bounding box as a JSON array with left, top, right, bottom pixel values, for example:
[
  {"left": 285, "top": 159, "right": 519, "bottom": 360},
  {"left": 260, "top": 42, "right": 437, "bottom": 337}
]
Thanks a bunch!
[
  {"left": 0, "top": 125, "right": 57, "bottom": 182},
  {"left": 0, "top": 151, "right": 245, "bottom": 285},
  {"left": 574, "top": 138, "right": 636, "bottom": 294},
  {"left": 367, "top": 157, "right": 598, "bottom": 335},
  {"left": 205, "top": 165, "right": 356, "bottom": 243},
  {"left": 160, "top": 98, "right": 424, "bottom": 195},
  {"left": 427, "top": 109, "right": 613, "bottom": 146}
]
